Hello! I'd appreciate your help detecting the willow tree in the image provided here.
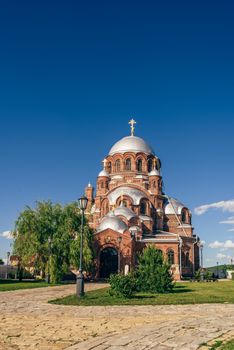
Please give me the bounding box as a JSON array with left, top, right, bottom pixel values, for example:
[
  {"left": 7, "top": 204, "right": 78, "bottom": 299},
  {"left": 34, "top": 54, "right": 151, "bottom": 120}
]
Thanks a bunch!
[{"left": 13, "top": 201, "right": 94, "bottom": 283}]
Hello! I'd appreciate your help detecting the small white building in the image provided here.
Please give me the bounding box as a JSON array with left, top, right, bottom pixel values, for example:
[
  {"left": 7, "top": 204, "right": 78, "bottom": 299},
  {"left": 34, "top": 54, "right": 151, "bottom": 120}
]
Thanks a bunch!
[{"left": 226, "top": 270, "right": 234, "bottom": 280}]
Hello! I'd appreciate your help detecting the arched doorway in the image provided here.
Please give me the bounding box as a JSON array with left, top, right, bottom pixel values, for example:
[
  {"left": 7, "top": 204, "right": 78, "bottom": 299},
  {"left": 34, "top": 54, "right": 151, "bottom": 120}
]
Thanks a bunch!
[{"left": 99, "top": 247, "right": 118, "bottom": 278}]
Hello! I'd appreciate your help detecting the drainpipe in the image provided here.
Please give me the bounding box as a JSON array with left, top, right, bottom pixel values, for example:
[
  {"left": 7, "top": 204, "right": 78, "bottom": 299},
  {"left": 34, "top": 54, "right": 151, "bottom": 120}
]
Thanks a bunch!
[
  {"left": 178, "top": 236, "right": 183, "bottom": 280},
  {"left": 192, "top": 235, "right": 198, "bottom": 276}
]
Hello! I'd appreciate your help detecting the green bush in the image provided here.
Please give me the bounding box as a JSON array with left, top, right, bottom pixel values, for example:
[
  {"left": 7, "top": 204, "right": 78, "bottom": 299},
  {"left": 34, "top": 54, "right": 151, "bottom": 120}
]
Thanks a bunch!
[
  {"left": 109, "top": 273, "right": 137, "bottom": 298},
  {"left": 109, "top": 246, "right": 175, "bottom": 299},
  {"left": 136, "top": 246, "right": 174, "bottom": 293},
  {"left": 203, "top": 271, "right": 213, "bottom": 280}
]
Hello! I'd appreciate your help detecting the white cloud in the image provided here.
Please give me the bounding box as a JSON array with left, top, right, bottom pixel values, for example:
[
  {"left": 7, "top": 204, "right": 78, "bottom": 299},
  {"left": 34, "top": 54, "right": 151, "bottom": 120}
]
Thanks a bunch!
[
  {"left": 217, "top": 253, "right": 234, "bottom": 261},
  {"left": 0, "top": 231, "right": 13, "bottom": 240},
  {"left": 217, "top": 253, "right": 227, "bottom": 260},
  {"left": 194, "top": 200, "right": 234, "bottom": 216},
  {"left": 209, "top": 240, "right": 234, "bottom": 249},
  {"left": 219, "top": 216, "right": 234, "bottom": 225},
  {"left": 228, "top": 228, "right": 234, "bottom": 232}
]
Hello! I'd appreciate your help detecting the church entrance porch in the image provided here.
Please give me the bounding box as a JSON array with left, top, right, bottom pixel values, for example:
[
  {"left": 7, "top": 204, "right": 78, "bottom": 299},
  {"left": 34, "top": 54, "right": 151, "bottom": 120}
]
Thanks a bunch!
[{"left": 99, "top": 247, "right": 119, "bottom": 278}]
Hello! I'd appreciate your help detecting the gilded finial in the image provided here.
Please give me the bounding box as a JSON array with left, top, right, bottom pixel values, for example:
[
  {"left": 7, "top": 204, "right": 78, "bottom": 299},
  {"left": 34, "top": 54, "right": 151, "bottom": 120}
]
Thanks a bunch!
[{"left": 128, "top": 118, "right": 137, "bottom": 136}]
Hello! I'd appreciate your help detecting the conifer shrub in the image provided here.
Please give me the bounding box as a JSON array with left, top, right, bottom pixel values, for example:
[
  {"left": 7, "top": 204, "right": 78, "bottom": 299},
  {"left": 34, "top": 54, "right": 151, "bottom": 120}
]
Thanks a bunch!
[
  {"left": 109, "top": 246, "right": 174, "bottom": 298},
  {"left": 136, "top": 246, "right": 174, "bottom": 293},
  {"left": 109, "top": 272, "right": 137, "bottom": 298}
]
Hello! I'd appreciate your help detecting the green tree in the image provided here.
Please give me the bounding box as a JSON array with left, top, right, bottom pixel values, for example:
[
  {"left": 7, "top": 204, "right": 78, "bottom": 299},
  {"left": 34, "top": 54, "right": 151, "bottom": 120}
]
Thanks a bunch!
[
  {"left": 0, "top": 258, "right": 4, "bottom": 265},
  {"left": 13, "top": 200, "right": 94, "bottom": 283},
  {"left": 136, "top": 246, "right": 174, "bottom": 293}
]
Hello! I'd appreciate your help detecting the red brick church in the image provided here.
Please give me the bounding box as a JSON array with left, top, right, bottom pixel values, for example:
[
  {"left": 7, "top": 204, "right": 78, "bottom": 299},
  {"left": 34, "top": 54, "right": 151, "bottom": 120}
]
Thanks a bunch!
[{"left": 84, "top": 120, "right": 200, "bottom": 280}]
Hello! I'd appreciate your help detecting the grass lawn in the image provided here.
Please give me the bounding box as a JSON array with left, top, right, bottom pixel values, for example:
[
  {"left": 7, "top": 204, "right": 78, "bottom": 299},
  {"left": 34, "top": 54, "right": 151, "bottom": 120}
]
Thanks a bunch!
[
  {"left": 0, "top": 279, "right": 57, "bottom": 292},
  {"left": 204, "top": 339, "right": 234, "bottom": 349},
  {"left": 50, "top": 281, "right": 234, "bottom": 306},
  {"left": 220, "top": 340, "right": 234, "bottom": 350}
]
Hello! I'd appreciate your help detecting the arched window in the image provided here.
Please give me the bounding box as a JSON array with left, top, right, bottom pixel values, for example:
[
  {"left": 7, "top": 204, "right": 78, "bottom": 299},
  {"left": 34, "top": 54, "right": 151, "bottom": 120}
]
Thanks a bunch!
[
  {"left": 167, "top": 249, "right": 174, "bottom": 265},
  {"left": 137, "top": 159, "right": 143, "bottom": 172},
  {"left": 107, "top": 162, "right": 112, "bottom": 173},
  {"left": 181, "top": 252, "right": 185, "bottom": 267},
  {"left": 153, "top": 180, "right": 157, "bottom": 188},
  {"left": 101, "top": 182, "right": 104, "bottom": 189},
  {"left": 115, "top": 159, "right": 121, "bottom": 172},
  {"left": 140, "top": 201, "right": 147, "bottom": 215},
  {"left": 148, "top": 159, "right": 153, "bottom": 172},
  {"left": 185, "top": 252, "right": 190, "bottom": 267},
  {"left": 122, "top": 200, "right": 128, "bottom": 207},
  {"left": 181, "top": 209, "right": 187, "bottom": 223},
  {"left": 125, "top": 158, "right": 131, "bottom": 171}
]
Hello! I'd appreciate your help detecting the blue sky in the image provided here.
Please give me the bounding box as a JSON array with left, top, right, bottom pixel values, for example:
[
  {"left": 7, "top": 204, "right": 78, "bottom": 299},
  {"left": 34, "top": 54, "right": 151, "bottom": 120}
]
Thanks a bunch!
[{"left": 0, "top": 0, "right": 234, "bottom": 266}]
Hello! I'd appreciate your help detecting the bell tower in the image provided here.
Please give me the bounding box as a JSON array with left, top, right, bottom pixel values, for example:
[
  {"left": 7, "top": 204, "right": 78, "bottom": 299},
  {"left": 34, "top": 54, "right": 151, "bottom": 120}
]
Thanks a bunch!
[
  {"left": 149, "top": 159, "right": 162, "bottom": 195},
  {"left": 85, "top": 182, "right": 94, "bottom": 210},
  {"left": 96, "top": 159, "right": 110, "bottom": 196}
]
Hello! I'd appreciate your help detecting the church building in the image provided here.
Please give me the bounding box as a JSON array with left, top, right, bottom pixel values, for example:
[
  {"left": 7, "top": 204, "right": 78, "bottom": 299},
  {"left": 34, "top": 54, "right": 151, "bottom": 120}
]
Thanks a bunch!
[{"left": 84, "top": 120, "right": 200, "bottom": 280}]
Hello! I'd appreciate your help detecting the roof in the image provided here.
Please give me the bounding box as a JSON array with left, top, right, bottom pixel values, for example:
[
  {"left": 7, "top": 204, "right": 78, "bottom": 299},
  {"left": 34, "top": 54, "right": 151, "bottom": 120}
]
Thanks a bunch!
[
  {"left": 109, "top": 136, "right": 155, "bottom": 155},
  {"left": 149, "top": 169, "right": 161, "bottom": 176},
  {"left": 98, "top": 169, "right": 110, "bottom": 177},
  {"left": 108, "top": 186, "right": 147, "bottom": 205},
  {"left": 96, "top": 211, "right": 128, "bottom": 234},
  {"left": 114, "top": 204, "right": 137, "bottom": 220},
  {"left": 164, "top": 196, "right": 186, "bottom": 215}
]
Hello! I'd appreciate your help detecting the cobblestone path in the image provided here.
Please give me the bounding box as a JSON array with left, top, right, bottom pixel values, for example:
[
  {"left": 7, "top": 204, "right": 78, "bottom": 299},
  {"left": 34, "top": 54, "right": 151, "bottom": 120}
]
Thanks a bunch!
[{"left": 0, "top": 284, "right": 234, "bottom": 350}]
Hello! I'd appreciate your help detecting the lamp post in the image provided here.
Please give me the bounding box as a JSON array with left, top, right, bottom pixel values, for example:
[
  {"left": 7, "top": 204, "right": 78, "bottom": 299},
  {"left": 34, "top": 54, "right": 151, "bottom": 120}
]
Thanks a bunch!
[
  {"left": 200, "top": 243, "right": 204, "bottom": 281},
  {"left": 200, "top": 243, "right": 204, "bottom": 269},
  {"left": 5, "top": 252, "right": 10, "bottom": 280},
  {"left": 216, "top": 261, "right": 219, "bottom": 279},
  {"left": 77, "top": 196, "right": 88, "bottom": 298}
]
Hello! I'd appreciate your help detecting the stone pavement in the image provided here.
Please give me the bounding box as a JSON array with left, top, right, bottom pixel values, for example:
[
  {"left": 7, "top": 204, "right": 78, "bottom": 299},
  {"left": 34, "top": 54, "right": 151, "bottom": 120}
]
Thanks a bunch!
[
  {"left": 0, "top": 283, "right": 234, "bottom": 350},
  {"left": 66, "top": 304, "right": 234, "bottom": 350}
]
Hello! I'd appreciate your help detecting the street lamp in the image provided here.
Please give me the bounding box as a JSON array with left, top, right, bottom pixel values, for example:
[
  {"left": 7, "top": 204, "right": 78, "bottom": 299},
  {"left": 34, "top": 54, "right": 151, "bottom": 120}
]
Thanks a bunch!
[
  {"left": 77, "top": 196, "right": 88, "bottom": 298},
  {"left": 200, "top": 243, "right": 204, "bottom": 281},
  {"left": 216, "top": 261, "right": 219, "bottom": 279},
  {"left": 200, "top": 243, "right": 204, "bottom": 269},
  {"left": 5, "top": 252, "right": 10, "bottom": 280}
]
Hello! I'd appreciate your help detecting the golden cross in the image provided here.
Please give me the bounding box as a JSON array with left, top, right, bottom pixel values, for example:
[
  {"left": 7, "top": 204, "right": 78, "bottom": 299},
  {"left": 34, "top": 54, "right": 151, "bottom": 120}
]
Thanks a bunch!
[{"left": 128, "top": 118, "right": 136, "bottom": 136}]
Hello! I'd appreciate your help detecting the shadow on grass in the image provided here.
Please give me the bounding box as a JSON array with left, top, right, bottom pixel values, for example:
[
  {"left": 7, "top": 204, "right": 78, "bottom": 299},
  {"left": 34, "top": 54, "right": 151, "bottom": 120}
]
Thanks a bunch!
[
  {"left": 172, "top": 286, "right": 192, "bottom": 293},
  {"left": 0, "top": 279, "right": 40, "bottom": 285}
]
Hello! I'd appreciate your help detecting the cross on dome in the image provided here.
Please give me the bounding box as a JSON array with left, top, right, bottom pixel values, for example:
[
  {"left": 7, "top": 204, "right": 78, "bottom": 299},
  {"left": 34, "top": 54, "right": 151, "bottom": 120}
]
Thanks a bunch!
[{"left": 128, "top": 118, "right": 137, "bottom": 136}]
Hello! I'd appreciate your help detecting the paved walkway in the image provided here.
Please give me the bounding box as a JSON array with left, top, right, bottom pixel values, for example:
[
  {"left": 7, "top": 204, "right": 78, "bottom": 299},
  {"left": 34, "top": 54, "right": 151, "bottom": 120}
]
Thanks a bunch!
[{"left": 0, "top": 284, "right": 234, "bottom": 350}]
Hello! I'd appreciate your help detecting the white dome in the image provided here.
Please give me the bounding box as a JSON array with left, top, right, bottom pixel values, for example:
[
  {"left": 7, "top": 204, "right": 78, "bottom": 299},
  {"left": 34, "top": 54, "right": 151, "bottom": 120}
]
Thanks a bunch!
[
  {"left": 96, "top": 211, "right": 128, "bottom": 234},
  {"left": 149, "top": 169, "right": 161, "bottom": 176},
  {"left": 109, "top": 136, "right": 155, "bottom": 155},
  {"left": 98, "top": 169, "right": 109, "bottom": 177},
  {"left": 164, "top": 197, "right": 185, "bottom": 215},
  {"left": 114, "top": 204, "right": 137, "bottom": 220},
  {"left": 108, "top": 186, "right": 147, "bottom": 206}
]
